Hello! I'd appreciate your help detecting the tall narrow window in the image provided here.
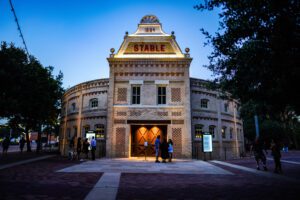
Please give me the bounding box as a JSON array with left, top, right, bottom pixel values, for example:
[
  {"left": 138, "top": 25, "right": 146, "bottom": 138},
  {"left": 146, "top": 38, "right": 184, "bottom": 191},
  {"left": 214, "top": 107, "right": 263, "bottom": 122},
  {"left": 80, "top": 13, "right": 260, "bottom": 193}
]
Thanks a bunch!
[
  {"left": 200, "top": 99, "right": 209, "bottom": 108},
  {"left": 157, "top": 86, "right": 166, "bottom": 104},
  {"left": 209, "top": 125, "right": 216, "bottom": 138},
  {"left": 132, "top": 86, "right": 141, "bottom": 104},
  {"left": 71, "top": 103, "right": 76, "bottom": 111},
  {"left": 90, "top": 98, "right": 98, "bottom": 108},
  {"left": 195, "top": 124, "right": 203, "bottom": 139},
  {"left": 222, "top": 126, "right": 226, "bottom": 139},
  {"left": 229, "top": 128, "right": 233, "bottom": 139},
  {"left": 224, "top": 103, "right": 229, "bottom": 112}
]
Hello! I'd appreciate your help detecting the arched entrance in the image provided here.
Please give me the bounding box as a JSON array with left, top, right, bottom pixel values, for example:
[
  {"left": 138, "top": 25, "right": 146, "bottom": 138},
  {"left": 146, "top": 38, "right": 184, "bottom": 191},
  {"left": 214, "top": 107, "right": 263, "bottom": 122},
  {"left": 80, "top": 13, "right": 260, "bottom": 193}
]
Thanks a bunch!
[{"left": 131, "top": 125, "right": 167, "bottom": 157}]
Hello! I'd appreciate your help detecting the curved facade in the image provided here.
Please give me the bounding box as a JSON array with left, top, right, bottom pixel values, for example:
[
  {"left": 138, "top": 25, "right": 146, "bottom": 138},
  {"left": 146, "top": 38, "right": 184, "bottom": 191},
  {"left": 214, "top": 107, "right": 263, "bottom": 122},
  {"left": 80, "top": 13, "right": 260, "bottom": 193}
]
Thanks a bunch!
[{"left": 60, "top": 15, "right": 244, "bottom": 160}]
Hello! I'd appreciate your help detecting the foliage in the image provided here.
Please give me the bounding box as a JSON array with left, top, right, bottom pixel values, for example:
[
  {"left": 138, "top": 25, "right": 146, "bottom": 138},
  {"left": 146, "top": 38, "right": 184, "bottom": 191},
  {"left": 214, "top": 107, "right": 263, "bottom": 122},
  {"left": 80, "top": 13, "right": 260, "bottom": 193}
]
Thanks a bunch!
[
  {"left": 0, "top": 42, "right": 64, "bottom": 151},
  {"left": 195, "top": 0, "right": 300, "bottom": 116}
]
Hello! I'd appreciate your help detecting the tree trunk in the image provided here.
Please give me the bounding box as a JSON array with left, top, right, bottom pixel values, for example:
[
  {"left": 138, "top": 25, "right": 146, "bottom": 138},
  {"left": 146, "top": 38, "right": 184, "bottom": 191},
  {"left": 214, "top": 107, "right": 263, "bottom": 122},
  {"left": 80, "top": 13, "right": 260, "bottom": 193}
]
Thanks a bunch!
[{"left": 25, "top": 127, "right": 32, "bottom": 152}]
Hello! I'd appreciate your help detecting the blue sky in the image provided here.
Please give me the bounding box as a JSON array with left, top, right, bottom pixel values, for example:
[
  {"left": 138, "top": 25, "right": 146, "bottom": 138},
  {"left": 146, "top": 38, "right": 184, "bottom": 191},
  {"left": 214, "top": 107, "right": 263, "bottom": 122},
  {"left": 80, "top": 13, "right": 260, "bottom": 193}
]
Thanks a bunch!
[{"left": 0, "top": 0, "right": 220, "bottom": 88}]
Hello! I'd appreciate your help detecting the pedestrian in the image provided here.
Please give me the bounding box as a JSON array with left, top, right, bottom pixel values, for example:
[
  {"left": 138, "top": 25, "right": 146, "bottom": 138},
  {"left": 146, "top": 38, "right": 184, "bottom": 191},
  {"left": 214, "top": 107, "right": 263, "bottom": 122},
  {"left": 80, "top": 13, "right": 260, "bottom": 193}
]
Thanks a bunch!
[
  {"left": 76, "top": 137, "right": 82, "bottom": 160},
  {"left": 252, "top": 138, "right": 268, "bottom": 171},
  {"left": 271, "top": 139, "right": 282, "bottom": 173},
  {"left": 83, "top": 138, "right": 90, "bottom": 159},
  {"left": 19, "top": 136, "right": 25, "bottom": 153},
  {"left": 91, "top": 136, "right": 96, "bottom": 160},
  {"left": 160, "top": 138, "right": 169, "bottom": 163},
  {"left": 155, "top": 135, "right": 161, "bottom": 163},
  {"left": 68, "top": 136, "right": 75, "bottom": 160},
  {"left": 2, "top": 136, "right": 10, "bottom": 156},
  {"left": 168, "top": 139, "right": 173, "bottom": 162}
]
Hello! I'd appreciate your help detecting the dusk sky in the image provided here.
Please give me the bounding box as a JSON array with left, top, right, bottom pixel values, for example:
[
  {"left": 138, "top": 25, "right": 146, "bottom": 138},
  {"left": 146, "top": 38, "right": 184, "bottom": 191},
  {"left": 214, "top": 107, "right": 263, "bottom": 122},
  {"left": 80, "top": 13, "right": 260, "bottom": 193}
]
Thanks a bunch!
[{"left": 0, "top": 0, "right": 220, "bottom": 88}]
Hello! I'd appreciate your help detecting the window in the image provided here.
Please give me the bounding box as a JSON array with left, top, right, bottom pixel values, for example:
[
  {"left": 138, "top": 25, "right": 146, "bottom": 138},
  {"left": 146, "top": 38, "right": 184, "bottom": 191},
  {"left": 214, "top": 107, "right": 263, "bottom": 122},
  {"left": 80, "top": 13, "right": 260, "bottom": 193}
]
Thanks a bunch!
[
  {"left": 157, "top": 86, "right": 166, "bottom": 104},
  {"left": 67, "top": 128, "right": 71, "bottom": 138},
  {"left": 222, "top": 126, "right": 226, "bottom": 139},
  {"left": 132, "top": 86, "right": 141, "bottom": 104},
  {"left": 229, "top": 128, "right": 233, "bottom": 139},
  {"left": 195, "top": 124, "right": 203, "bottom": 139},
  {"left": 74, "top": 126, "right": 77, "bottom": 136},
  {"left": 95, "top": 124, "right": 105, "bottom": 139},
  {"left": 200, "top": 99, "right": 209, "bottom": 108},
  {"left": 209, "top": 125, "right": 216, "bottom": 138},
  {"left": 224, "top": 103, "right": 229, "bottom": 112},
  {"left": 90, "top": 98, "right": 98, "bottom": 108},
  {"left": 71, "top": 103, "right": 76, "bottom": 111}
]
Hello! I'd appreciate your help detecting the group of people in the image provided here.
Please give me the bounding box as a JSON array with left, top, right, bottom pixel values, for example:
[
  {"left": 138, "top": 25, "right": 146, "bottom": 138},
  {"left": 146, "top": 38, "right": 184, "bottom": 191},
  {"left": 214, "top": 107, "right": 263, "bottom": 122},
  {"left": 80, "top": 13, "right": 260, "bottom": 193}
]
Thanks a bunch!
[
  {"left": 155, "top": 135, "right": 174, "bottom": 163},
  {"left": 69, "top": 136, "right": 97, "bottom": 161},
  {"left": 1, "top": 136, "right": 26, "bottom": 155},
  {"left": 252, "top": 137, "right": 282, "bottom": 173}
]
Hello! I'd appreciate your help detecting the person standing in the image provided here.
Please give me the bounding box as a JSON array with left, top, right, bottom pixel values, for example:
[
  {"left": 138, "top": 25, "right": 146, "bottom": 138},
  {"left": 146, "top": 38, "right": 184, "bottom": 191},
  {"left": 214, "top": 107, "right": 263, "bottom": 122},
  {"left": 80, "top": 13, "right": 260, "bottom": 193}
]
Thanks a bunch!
[
  {"left": 155, "top": 135, "right": 161, "bottom": 163},
  {"left": 83, "top": 138, "right": 90, "bottom": 159},
  {"left": 91, "top": 136, "right": 96, "bottom": 160},
  {"left": 160, "top": 139, "right": 169, "bottom": 163},
  {"left": 252, "top": 138, "right": 268, "bottom": 171},
  {"left": 168, "top": 139, "right": 173, "bottom": 162},
  {"left": 76, "top": 137, "right": 82, "bottom": 160},
  {"left": 19, "top": 136, "right": 25, "bottom": 153},
  {"left": 271, "top": 139, "right": 282, "bottom": 173},
  {"left": 2, "top": 136, "right": 10, "bottom": 156}
]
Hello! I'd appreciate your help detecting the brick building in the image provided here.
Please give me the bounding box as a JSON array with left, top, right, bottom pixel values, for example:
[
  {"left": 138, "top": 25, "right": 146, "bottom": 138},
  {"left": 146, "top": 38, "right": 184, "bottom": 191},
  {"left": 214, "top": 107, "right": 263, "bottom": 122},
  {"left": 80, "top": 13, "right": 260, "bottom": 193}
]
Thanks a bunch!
[{"left": 59, "top": 15, "right": 244, "bottom": 160}]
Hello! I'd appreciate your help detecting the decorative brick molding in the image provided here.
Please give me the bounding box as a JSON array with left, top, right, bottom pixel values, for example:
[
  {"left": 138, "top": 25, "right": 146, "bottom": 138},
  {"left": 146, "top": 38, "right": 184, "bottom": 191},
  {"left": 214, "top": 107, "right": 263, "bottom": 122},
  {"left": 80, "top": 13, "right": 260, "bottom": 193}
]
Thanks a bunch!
[
  {"left": 129, "top": 110, "right": 142, "bottom": 116},
  {"left": 115, "top": 127, "right": 126, "bottom": 157},
  {"left": 116, "top": 111, "right": 127, "bottom": 116},
  {"left": 117, "top": 88, "right": 127, "bottom": 102},
  {"left": 171, "top": 88, "right": 181, "bottom": 102},
  {"left": 171, "top": 112, "right": 182, "bottom": 116},
  {"left": 115, "top": 72, "right": 184, "bottom": 77},
  {"left": 114, "top": 119, "right": 126, "bottom": 124},
  {"left": 172, "top": 128, "right": 182, "bottom": 157},
  {"left": 83, "top": 91, "right": 107, "bottom": 97},
  {"left": 191, "top": 90, "right": 217, "bottom": 97},
  {"left": 172, "top": 120, "right": 184, "bottom": 124},
  {"left": 156, "top": 111, "right": 168, "bottom": 116}
]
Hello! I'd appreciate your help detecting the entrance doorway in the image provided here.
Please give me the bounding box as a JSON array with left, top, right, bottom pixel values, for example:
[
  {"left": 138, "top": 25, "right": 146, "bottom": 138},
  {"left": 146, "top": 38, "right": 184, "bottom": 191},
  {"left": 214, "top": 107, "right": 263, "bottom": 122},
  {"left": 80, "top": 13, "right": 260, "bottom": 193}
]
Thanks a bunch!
[{"left": 131, "top": 125, "right": 167, "bottom": 157}]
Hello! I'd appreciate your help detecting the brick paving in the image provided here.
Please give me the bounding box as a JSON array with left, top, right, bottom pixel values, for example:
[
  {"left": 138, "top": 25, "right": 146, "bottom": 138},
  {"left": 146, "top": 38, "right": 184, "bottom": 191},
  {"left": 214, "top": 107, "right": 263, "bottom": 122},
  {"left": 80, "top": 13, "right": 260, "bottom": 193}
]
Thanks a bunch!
[
  {"left": 0, "top": 151, "right": 50, "bottom": 165},
  {"left": 0, "top": 156, "right": 102, "bottom": 200}
]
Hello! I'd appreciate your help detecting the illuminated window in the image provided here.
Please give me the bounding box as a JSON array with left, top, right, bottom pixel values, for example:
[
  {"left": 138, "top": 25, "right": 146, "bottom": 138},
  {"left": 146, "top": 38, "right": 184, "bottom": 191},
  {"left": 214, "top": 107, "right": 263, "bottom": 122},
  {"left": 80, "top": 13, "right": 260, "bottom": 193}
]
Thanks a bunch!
[
  {"left": 222, "top": 126, "right": 226, "bottom": 139},
  {"left": 209, "top": 125, "right": 216, "bottom": 138},
  {"left": 157, "top": 86, "right": 166, "bottom": 104},
  {"left": 200, "top": 99, "right": 209, "bottom": 108},
  {"left": 95, "top": 124, "right": 105, "bottom": 139},
  {"left": 90, "top": 98, "right": 98, "bottom": 108},
  {"left": 195, "top": 124, "right": 203, "bottom": 139},
  {"left": 132, "top": 86, "right": 141, "bottom": 104}
]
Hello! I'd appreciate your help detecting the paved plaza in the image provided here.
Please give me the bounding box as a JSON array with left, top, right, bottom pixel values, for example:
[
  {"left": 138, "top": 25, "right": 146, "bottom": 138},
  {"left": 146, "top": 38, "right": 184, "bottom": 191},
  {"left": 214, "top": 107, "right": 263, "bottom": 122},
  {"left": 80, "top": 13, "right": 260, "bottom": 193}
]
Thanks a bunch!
[{"left": 0, "top": 152, "right": 299, "bottom": 199}]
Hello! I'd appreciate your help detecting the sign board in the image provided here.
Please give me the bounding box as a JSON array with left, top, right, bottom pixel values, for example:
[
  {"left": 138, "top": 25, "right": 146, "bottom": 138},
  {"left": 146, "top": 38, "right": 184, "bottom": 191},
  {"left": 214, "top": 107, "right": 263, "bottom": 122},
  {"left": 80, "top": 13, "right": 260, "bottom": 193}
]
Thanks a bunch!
[
  {"left": 202, "top": 133, "right": 213, "bottom": 152},
  {"left": 124, "top": 42, "right": 175, "bottom": 54}
]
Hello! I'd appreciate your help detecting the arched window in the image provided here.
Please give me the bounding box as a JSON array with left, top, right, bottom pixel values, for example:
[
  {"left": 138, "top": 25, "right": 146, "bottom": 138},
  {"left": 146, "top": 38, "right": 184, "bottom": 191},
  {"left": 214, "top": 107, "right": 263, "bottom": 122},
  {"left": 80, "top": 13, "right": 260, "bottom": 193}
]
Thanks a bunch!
[
  {"left": 90, "top": 98, "right": 98, "bottom": 108},
  {"left": 209, "top": 125, "right": 216, "bottom": 138},
  {"left": 195, "top": 124, "right": 203, "bottom": 139},
  {"left": 222, "top": 126, "right": 226, "bottom": 139},
  {"left": 200, "top": 99, "right": 209, "bottom": 108}
]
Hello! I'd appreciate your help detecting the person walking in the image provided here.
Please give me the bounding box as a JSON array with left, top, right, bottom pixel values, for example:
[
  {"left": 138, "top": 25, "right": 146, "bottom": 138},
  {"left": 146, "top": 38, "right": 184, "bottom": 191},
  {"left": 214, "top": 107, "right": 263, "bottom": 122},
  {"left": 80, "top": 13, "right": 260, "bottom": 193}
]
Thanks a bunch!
[
  {"left": 271, "top": 139, "right": 282, "bottom": 173},
  {"left": 76, "top": 137, "right": 82, "bottom": 160},
  {"left": 168, "top": 139, "right": 173, "bottom": 162},
  {"left": 252, "top": 138, "right": 268, "bottom": 171},
  {"left": 83, "top": 138, "right": 90, "bottom": 159},
  {"left": 160, "top": 138, "right": 169, "bottom": 163},
  {"left": 155, "top": 135, "right": 161, "bottom": 163},
  {"left": 19, "top": 136, "right": 25, "bottom": 153},
  {"left": 2, "top": 136, "right": 10, "bottom": 156},
  {"left": 91, "top": 136, "right": 96, "bottom": 160}
]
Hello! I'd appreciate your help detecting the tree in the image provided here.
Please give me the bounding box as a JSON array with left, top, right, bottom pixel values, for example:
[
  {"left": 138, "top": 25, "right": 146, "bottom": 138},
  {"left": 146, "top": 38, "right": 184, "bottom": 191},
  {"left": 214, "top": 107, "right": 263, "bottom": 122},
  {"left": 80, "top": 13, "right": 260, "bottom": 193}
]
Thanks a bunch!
[
  {"left": 0, "top": 42, "right": 64, "bottom": 152},
  {"left": 195, "top": 0, "right": 300, "bottom": 116}
]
